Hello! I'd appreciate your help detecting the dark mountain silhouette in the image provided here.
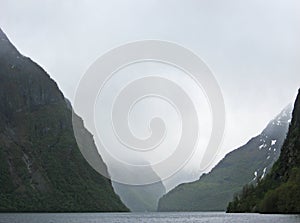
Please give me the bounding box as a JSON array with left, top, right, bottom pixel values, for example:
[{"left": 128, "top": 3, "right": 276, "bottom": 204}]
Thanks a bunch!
[{"left": 0, "top": 28, "right": 128, "bottom": 212}]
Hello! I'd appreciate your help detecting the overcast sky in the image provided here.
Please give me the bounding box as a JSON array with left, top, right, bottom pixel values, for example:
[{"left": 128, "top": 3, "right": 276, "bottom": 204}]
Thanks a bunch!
[{"left": 1, "top": 0, "right": 300, "bottom": 189}]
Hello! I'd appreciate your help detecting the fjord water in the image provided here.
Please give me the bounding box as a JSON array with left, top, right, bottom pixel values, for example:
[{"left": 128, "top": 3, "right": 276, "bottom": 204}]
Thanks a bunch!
[{"left": 0, "top": 212, "right": 299, "bottom": 223}]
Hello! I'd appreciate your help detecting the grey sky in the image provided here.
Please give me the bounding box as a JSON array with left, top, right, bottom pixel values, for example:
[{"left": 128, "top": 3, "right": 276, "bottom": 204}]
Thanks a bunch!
[{"left": 1, "top": 0, "right": 299, "bottom": 189}]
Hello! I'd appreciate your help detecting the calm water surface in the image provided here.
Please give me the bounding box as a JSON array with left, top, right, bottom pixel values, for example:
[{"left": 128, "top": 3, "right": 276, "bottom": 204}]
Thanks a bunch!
[{"left": 0, "top": 212, "right": 299, "bottom": 223}]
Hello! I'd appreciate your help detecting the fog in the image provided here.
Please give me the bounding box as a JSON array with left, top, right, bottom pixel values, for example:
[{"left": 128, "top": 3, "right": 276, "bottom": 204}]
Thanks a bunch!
[{"left": 1, "top": 0, "right": 299, "bottom": 190}]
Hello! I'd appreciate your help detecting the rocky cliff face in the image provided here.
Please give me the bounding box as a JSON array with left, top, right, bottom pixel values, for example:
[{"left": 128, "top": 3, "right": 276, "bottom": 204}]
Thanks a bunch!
[
  {"left": 158, "top": 105, "right": 292, "bottom": 211},
  {"left": 227, "top": 89, "right": 300, "bottom": 213},
  {"left": 0, "top": 28, "right": 128, "bottom": 212}
]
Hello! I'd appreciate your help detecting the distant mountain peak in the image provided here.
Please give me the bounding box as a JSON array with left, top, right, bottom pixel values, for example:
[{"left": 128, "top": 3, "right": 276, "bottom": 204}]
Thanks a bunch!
[
  {"left": 158, "top": 105, "right": 292, "bottom": 212},
  {"left": 227, "top": 89, "right": 300, "bottom": 213},
  {"left": 271, "top": 103, "right": 293, "bottom": 126}
]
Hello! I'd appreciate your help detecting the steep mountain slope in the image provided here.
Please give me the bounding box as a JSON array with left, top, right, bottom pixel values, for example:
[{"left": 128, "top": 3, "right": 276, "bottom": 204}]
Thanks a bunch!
[
  {"left": 113, "top": 181, "right": 166, "bottom": 212},
  {"left": 227, "top": 90, "right": 300, "bottom": 213},
  {"left": 158, "top": 105, "right": 292, "bottom": 211},
  {"left": 0, "top": 28, "right": 128, "bottom": 212},
  {"left": 112, "top": 163, "right": 166, "bottom": 212}
]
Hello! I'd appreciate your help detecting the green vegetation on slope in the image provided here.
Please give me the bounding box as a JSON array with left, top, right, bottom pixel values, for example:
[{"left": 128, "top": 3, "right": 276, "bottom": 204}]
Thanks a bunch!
[
  {"left": 0, "top": 28, "right": 128, "bottom": 212},
  {"left": 158, "top": 105, "right": 291, "bottom": 211},
  {"left": 227, "top": 89, "right": 300, "bottom": 213}
]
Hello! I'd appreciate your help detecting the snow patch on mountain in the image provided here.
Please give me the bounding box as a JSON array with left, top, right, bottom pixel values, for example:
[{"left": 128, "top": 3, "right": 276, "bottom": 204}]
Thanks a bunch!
[
  {"left": 261, "top": 167, "right": 267, "bottom": 179},
  {"left": 252, "top": 171, "right": 258, "bottom": 181}
]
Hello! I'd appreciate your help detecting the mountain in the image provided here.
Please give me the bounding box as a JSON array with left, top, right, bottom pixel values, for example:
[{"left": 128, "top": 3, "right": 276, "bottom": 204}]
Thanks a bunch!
[
  {"left": 0, "top": 28, "right": 128, "bottom": 212},
  {"left": 112, "top": 181, "right": 166, "bottom": 212},
  {"left": 112, "top": 162, "right": 166, "bottom": 212},
  {"left": 227, "top": 89, "right": 300, "bottom": 213},
  {"left": 158, "top": 105, "right": 292, "bottom": 211}
]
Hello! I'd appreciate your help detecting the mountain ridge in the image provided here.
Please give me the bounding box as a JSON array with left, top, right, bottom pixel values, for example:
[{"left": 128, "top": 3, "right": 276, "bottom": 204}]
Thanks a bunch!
[
  {"left": 0, "top": 28, "right": 128, "bottom": 212},
  {"left": 158, "top": 104, "right": 292, "bottom": 211},
  {"left": 227, "top": 89, "right": 300, "bottom": 213}
]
